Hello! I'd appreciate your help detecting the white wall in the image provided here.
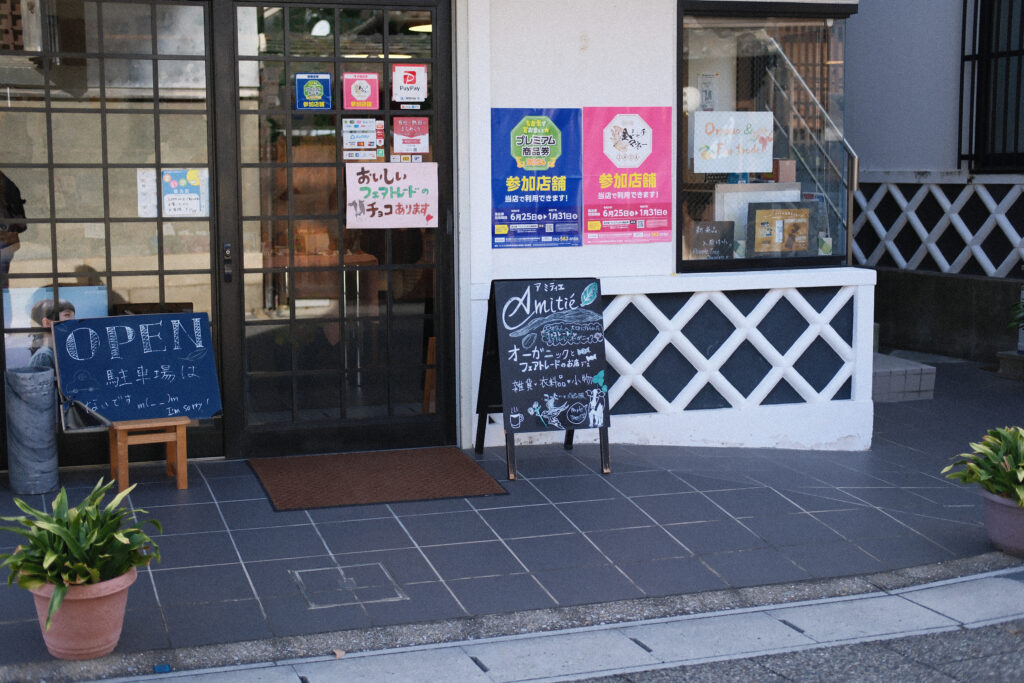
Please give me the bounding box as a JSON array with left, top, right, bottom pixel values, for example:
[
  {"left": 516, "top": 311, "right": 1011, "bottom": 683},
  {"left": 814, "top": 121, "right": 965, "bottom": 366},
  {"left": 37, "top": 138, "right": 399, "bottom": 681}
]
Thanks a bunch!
[{"left": 845, "top": 0, "right": 962, "bottom": 173}]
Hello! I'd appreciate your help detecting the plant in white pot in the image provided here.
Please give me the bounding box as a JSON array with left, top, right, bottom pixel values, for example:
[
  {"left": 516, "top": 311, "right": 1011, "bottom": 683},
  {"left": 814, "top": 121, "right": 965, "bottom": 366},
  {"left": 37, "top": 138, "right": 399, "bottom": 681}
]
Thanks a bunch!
[
  {"left": 0, "top": 478, "right": 160, "bottom": 659},
  {"left": 942, "top": 426, "right": 1024, "bottom": 557}
]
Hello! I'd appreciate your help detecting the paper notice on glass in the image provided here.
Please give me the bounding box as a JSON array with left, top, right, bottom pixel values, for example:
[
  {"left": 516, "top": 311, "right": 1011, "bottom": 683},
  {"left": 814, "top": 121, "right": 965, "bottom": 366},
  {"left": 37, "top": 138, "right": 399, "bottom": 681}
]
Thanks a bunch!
[
  {"left": 693, "top": 111, "right": 774, "bottom": 173},
  {"left": 345, "top": 162, "right": 438, "bottom": 229},
  {"left": 393, "top": 117, "right": 429, "bottom": 154},
  {"left": 137, "top": 168, "right": 157, "bottom": 217}
]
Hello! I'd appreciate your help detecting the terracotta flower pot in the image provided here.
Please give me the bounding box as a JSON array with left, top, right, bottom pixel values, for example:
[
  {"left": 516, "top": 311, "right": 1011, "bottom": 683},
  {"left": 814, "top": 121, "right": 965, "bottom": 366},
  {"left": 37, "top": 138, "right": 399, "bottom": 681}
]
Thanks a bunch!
[
  {"left": 28, "top": 566, "right": 137, "bottom": 660},
  {"left": 981, "top": 489, "right": 1024, "bottom": 558}
]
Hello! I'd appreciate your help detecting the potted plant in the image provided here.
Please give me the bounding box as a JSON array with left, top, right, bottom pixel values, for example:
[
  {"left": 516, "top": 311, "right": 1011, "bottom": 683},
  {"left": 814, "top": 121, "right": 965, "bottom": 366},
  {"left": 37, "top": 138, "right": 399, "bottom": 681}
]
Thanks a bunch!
[
  {"left": 0, "top": 478, "right": 160, "bottom": 660},
  {"left": 942, "top": 426, "right": 1024, "bottom": 557}
]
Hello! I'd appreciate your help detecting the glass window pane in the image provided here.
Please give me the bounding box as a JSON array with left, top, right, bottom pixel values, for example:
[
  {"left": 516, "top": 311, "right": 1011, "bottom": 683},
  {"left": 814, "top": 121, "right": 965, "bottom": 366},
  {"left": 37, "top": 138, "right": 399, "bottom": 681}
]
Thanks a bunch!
[
  {"left": 345, "top": 369, "right": 386, "bottom": 418},
  {"left": 252, "top": 60, "right": 286, "bottom": 108},
  {"left": 339, "top": 10, "right": 383, "bottom": 56},
  {"left": 294, "top": 218, "right": 337, "bottom": 254},
  {"left": 47, "top": 58, "right": 102, "bottom": 104},
  {"left": 56, "top": 222, "right": 106, "bottom": 273},
  {"left": 165, "top": 273, "right": 210, "bottom": 314},
  {"left": 109, "top": 167, "right": 150, "bottom": 218},
  {"left": 0, "top": 112, "right": 50, "bottom": 163},
  {"left": 236, "top": 7, "right": 260, "bottom": 57},
  {"left": 295, "top": 321, "right": 342, "bottom": 371},
  {"left": 156, "top": 4, "right": 206, "bottom": 56},
  {"left": 110, "top": 274, "right": 159, "bottom": 309},
  {"left": 239, "top": 114, "right": 261, "bottom": 164},
  {"left": 0, "top": 55, "right": 48, "bottom": 103},
  {"left": 107, "top": 113, "right": 157, "bottom": 164},
  {"left": 110, "top": 221, "right": 158, "bottom": 271},
  {"left": 292, "top": 114, "right": 338, "bottom": 163},
  {"left": 247, "top": 375, "right": 293, "bottom": 424},
  {"left": 160, "top": 113, "right": 208, "bottom": 164},
  {"left": 391, "top": 267, "right": 434, "bottom": 305},
  {"left": 54, "top": 168, "right": 104, "bottom": 219},
  {"left": 291, "top": 168, "right": 337, "bottom": 214},
  {"left": 240, "top": 167, "right": 276, "bottom": 217},
  {"left": 297, "top": 372, "right": 340, "bottom": 421},
  {"left": 102, "top": 3, "right": 152, "bottom": 54},
  {"left": 158, "top": 59, "right": 207, "bottom": 93},
  {"left": 388, "top": 11, "right": 432, "bottom": 60},
  {"left": 3, "top": 168, "right": 50, "bottom": 220},
  {"left": 3, "top": 219, "right": 51, "bottom": 277},
  {"left": 242, "top": 220, "right": 264, "bottom": 268},
  {"left": 104, "top": 58, "right": 155, "bottom": 105},
  {"left": 289, "top": 7, "right": 335, "bottom": 58},
  {"left": 163, "top": 220, "right": 211, "bottom": 263},
  {"left": 51, "top": 113, "right": 103, "bottom": 164}
]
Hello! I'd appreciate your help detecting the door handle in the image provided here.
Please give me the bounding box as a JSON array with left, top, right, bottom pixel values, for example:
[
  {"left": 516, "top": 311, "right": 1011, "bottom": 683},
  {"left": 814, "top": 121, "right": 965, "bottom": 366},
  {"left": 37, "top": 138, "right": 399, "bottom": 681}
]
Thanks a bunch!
[{"left": 223, "top": 241, "right": 233, "bottom": 283}]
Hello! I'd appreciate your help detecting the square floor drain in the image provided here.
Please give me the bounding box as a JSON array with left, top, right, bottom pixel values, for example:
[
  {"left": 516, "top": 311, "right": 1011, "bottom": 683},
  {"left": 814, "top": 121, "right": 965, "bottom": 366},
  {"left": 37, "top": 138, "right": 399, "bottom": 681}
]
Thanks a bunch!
[{"left": 291, "top": 563, "right": 407, "bottom": 608}]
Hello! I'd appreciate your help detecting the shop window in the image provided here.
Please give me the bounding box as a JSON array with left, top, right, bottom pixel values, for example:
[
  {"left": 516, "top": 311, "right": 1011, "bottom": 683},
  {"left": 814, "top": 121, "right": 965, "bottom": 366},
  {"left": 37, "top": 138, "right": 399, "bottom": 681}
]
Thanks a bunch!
[
  {"left": 678, "top": 14, "right": 852, "bottom": 272},
  {"left": 960, "top": 0, "right": 1024, "bottom": 172}
]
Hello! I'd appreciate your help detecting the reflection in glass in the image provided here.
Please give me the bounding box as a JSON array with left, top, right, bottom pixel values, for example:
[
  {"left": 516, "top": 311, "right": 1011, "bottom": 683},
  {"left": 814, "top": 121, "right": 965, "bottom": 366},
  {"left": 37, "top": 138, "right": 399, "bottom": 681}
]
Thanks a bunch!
[
  {"left": 0, "top": 112, "right": 50, "bottom": 163},
  {"left": 290, "top": 168, "right": 338, "bottom": 214},
  {"left": 388, "top": 11, "right": 433, "bottom": 59},
  {"left": 160, "top": 114, "right": 209, "bottom": 164},
  {"left": 297, "top": 373, "right": 341, "bottom": 421},
  {"left": 255, "top": 60, "right": 287, "bottom": 108},
  {"left": 156, "top": 5, "right": 206, "bottom": 56},
  {"left": 52, "top": 114, "right": 102, "bottom": 164},
  {"left": 292, "top": 114, "right": 338, "bottom": 162},
  {"left": 245, "top": 324, "right": 289, "bottom": 371},
  {"left": 4, "top": 220, "right": 51, "bottom": 275},
  {"left": 53, "top": 169, "right": 104, "bottom": 219},
  {"left": 165, "top": 273, "right": 211, "bottom": 314},
  {"left": 242, "top": 221, "right": 263, "bottom": 268},
  {"left": 294, "top": 219, "right": 338, "bottom": 255},
  {"left": 163, "top": 221, "right": 211, "bottom": 259},
  {"left": 110, "top": 222, "right": 158, "bottom": 271},
  {"left": 295, "top": 322, "right": 343, "bottom": 371},
  {"left": 104, "top": 58, "right": 155, "bottom": 94},
  {"left": 338, "top": 10, "right": 383, "bottom": 56},
  {"left": 56, "top": 223, "right": 106, "bottom": 273},
  {"left": 102, "top": 3, "right": 152, "bottom": 53},
  {"left": 2, "top": 168, "right": 50, "bottom": 220},
  {"left": 158, "top": 59, "right": 207, "bottom": 92},
  {"left": 289, "top": 7, "right": 335, "bottom": 58},
  {"left": 391, "top": 267, "right": 435, "bottom": 305},
  {"left": 247, "top": 375, "right": 293, "bottom": 424},
  {"left": 109, "top": 275, "right": 160, "bottom": 311},
  {"left": 107, "top": 114, "right": 156, "bottom": 163},
  {"left": 392, "top": 368, "right": 430, "bottom": 415},
  {"left": 346, "top": 370, "right": 387, "bottom": 418}
]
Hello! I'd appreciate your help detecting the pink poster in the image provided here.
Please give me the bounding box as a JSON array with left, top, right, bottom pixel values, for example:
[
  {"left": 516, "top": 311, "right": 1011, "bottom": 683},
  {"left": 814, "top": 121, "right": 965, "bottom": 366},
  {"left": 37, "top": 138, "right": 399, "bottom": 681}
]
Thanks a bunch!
[
  {"left": 582, "top": 106, "right": 672, "bottom": 244},
  {"left": 343, "top": 72, "right": 380, "bottom": 111}
]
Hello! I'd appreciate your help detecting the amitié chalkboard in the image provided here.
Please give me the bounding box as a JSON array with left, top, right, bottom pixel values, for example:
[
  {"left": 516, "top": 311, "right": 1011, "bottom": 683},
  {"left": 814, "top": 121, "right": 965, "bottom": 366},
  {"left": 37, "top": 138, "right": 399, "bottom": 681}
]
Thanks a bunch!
[
  {"left": 53, "top": 313, "right": 222, "bottom": 422},
  {"left": 491, "top": 278, "right": 609, "bottom": 434}
]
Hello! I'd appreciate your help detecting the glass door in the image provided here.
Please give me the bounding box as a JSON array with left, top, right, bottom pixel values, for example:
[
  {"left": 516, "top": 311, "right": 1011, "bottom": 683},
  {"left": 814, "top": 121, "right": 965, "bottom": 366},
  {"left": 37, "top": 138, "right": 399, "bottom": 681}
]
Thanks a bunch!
[{"left": 221, "top": 2, "right": 454, "bottom": 457}]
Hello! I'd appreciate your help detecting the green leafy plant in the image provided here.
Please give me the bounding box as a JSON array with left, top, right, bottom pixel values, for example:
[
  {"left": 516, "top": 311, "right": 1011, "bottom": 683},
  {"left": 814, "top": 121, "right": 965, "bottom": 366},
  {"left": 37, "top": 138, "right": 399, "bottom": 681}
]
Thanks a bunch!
[
  {"left": 0, "top": 479, "right": 161, "bottom": 629},
  {"left": 942, "top": 426, "right": 1024, "bottom": 507},
  {"left": 1009, "top": 300, "right": 1024, "bottom": 331}
]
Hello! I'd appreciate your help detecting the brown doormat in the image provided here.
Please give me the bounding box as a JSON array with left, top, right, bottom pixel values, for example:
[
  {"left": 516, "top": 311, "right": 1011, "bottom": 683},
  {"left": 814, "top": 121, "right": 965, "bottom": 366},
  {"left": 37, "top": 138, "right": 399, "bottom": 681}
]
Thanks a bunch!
[{"left": 248, "top": 446, "right": 507, "bottom": 511}]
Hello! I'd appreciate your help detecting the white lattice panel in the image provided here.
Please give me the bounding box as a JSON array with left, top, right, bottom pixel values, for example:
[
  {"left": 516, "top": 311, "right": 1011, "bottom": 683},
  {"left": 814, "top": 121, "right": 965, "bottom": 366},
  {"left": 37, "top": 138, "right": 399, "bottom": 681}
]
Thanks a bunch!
[{"left": 853, "top": 182, "right": 1024, "bottom": 276}]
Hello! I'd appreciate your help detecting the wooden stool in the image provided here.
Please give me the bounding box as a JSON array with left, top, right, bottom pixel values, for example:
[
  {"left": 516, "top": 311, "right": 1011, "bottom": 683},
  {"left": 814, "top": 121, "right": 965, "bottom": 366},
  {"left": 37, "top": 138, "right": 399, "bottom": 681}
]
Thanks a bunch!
[{"left": 108, "top": 417, "right": 191, "bottom": 493}]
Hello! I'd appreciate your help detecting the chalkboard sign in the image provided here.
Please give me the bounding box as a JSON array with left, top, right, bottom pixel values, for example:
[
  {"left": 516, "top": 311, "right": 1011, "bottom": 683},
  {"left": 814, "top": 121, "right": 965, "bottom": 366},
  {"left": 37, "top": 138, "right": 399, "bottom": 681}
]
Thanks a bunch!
[
  {"left": 53, "top": 313, "right": 222, "bottom": 422},
  {"left": 491, "top": 278, "right": 610, "bottom": 434},
  {"left": 684, "top": 221, "right": 734, "bottom": 260}
]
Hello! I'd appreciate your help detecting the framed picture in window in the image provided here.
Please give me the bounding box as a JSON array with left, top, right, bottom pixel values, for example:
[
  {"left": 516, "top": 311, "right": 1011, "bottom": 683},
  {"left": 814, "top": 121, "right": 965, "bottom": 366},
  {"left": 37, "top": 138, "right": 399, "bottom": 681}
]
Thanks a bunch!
[{"left": 745, "top": 201, "right": 823, "bottom": 258}]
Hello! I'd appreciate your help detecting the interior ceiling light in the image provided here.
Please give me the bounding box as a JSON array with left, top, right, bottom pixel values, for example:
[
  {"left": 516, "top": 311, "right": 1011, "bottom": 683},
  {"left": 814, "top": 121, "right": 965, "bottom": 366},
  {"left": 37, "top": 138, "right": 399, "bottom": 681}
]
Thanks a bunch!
[
  {"left": 408, "top": 24, "right": 432, "bottom": 33},
  {"left": 311, "top": 19, "right": 332, "bottom": 37}
]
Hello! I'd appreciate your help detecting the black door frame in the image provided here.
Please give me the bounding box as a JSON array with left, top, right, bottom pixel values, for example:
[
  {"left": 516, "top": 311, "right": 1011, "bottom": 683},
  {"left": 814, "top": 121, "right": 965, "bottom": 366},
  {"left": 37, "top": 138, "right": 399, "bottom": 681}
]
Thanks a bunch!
[{"left": 211, "top": 0, "right": 456, "bottom": 458}]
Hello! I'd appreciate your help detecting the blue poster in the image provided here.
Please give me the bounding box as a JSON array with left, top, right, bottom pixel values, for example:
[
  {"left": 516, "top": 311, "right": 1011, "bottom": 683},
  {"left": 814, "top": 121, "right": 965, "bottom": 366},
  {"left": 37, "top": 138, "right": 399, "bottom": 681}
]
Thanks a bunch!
[
  {"left": 491, "top": 108, "right": 582, "bottom": 248},
  {"left": 295, "top": 73, "right": 333, "bottom": 111}
]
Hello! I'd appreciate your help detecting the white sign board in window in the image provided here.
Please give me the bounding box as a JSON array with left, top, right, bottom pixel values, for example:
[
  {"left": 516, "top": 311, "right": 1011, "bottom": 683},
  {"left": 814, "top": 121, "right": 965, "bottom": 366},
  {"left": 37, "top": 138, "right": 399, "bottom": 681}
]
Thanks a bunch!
[{"left": 693, "top": 111, "right": 774, "bottom": 174}]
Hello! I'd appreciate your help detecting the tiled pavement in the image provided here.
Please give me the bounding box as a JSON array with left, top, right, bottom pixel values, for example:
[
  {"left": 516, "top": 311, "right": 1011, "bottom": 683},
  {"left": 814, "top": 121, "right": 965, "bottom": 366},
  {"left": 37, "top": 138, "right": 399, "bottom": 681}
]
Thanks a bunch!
[{"left": 1, "top": 358, "right": 1022, "bottom": 668}]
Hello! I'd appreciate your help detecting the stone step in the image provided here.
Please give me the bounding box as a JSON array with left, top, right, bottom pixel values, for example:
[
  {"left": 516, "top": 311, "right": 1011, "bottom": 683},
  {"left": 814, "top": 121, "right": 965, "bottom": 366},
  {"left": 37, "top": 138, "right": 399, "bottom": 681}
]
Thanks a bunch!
[{"left": 872, "top": 352, "right": 935, "bottom": 403}]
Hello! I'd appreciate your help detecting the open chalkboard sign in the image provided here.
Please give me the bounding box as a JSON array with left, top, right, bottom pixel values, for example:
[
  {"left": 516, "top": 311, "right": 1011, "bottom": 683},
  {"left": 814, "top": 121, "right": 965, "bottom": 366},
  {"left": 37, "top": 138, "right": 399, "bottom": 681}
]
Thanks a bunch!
[
  {"left": 476, "top": 278, "right": 611, "bottom": 479},
  {"left": 53, "top": 313, "right": 222, "bottom": 423}
]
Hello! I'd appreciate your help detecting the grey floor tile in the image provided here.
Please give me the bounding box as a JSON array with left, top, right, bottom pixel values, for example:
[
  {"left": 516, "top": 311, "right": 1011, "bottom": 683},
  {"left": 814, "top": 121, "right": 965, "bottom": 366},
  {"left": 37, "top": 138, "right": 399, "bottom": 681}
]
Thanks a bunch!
[
  {"left": 618, "top": 556, "right": 728, "bottom": 596},
  {"left": 388, "top": 497, "right": 473, "bottom": 516},
  {"left": 530, "top": 474, "right": 622, "bottom": 503},
  {"left": 742, "top": 512, "right": 845, "bottom": 547},
  {"left": 631, "top": 491, "right": 727, "bottom": 524},
  {"left": 468, "top": 479, "right": 549, "bottom": 509},
  {"left": 606, "top": 470, "right": 693, "bottom": 496},
  {"left": 855, "top": 535, "right": 956, "bottom": 569},
  {"left": 479, "top": 504, "right": 575, "bottom": 538},
  {"left": 674, "top": 472, "right": 760, "bottom": 492},
  {"left": 421, "top": 540, "right": 524, "bottom": 580},
  {"left": 318, "top": 518, "right": 415, "bottom": 555},
  {"left": 118, "top": 606, "right": 172, "bottom": 653},
  {"left": 129, "top": 480, "right": 214, "bottom": 507},
  {"left": 0, "top": 618, "right": 57, "bottom": 663},
  {"left": 779, "top": 541, "right": 886, "bottom": 578},
  {"left": 506, "top": 533, "right": 611, "bottom": 572},
  {"left": 306, "top": 503, "right": 392, "bottom": 523},
  {"left": 245, "top": 555, "right": 337, "bottom": 599},
  {"left": 219, "top": 498, "right": 311, "bottom": 530},
  {"left": 665, "top": 518, "right": 768, "bottom": 554},
  {"left": 447, "top": 573, "right": 557, "bottom": 614},
  {"left": 586, "top": 525, "right": 690, "bottom": 564},
  {"left": 233, "top": 524, "right": 328, "bottom": 561},
  {"left": 705, "top": 488, "right": 804, "bottom": 517},
  {"left": 515, "top": 455, "right": 595, "bottom": 477},
  {"left": 362, "top": 580, "right": 466, "bottom": 625},
  {"left": 154, "top": 531, "right": 240, "bottom": 569},
  {"left": 151, "top": 563, "right": 255, "bottom": 605},
  {"left": 195, "top": 459, "right": 256, "bottom": 479},
  {"left": 557, "top": 498, "right": 654, "bottom": 531},
  {"left": 533, "top": 563, "right": 644, "bottom": 605},
  {"left": 145, "top": 501, "right": 226, "bottom": 535},
  {"left": 261, "top": 593, "right": 371, "bottom": 637},
  {"left": 399, "top": 510, "right": 498, "bottom": 546},
  {"left": 701, "top": 548, "right": 810, "bottom": 588},
  {"left": 207, "top": 475, "right": 268, "bottom": 502},
  {"left": 811, "top": 507, "right": 919, "bottom": 540},
  {"left": 163, "top": 599, "right": 272, "bottom": 648}
]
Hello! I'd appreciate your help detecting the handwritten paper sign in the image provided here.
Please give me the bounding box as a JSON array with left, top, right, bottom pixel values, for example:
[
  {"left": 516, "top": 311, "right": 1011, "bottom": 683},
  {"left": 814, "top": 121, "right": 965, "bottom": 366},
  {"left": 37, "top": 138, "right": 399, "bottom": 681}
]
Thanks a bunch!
[
  {"left": 345, "top": 162, "right": 438, "bottom": 228},
  {"left": 693, "top": 111, "right": 774, "bottom": 174},
  {"left": 684, "top": 221, "right": 734, "bottom": 260},
  {"left": 491, "top": 278, "right": 609, "bottom": 434},
  {"left": 53, "top": 313, "right": 222, "bottom": 422}
]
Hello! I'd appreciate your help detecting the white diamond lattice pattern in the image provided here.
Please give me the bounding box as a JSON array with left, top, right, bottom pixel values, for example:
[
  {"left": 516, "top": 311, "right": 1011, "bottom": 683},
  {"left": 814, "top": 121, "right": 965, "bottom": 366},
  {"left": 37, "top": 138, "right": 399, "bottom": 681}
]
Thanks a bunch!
[
  {"left": 853, "top": 182, "right": 1024, "bottom": 276},
  {"left": 603, "top": 287, "right": 856, "bottom": 412}
]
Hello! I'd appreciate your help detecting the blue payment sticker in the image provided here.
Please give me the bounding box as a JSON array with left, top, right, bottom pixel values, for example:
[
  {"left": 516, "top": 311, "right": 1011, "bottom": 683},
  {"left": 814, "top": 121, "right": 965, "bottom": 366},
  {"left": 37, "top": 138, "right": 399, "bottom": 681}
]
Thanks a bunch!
[{"left": 296, "top": 73, "right": 333, "bottom": 111}]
